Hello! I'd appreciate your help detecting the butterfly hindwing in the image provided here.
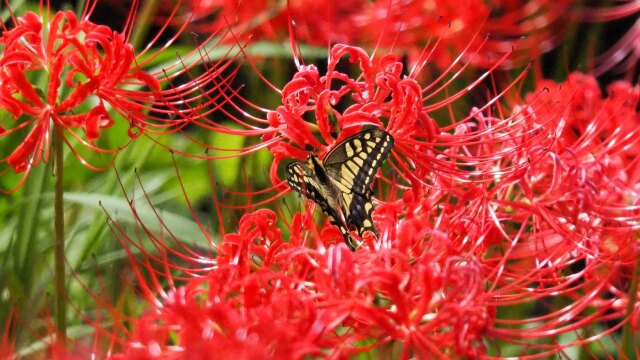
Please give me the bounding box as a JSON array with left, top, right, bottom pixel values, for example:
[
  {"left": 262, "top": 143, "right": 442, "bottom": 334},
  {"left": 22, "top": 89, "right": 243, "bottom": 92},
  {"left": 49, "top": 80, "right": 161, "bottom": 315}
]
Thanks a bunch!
[
  {"left": 286, "top": 161, "right": 345, "bottom": 232},
  {"left": 346, "top": 190, "right": 377, "bottom": 236}
]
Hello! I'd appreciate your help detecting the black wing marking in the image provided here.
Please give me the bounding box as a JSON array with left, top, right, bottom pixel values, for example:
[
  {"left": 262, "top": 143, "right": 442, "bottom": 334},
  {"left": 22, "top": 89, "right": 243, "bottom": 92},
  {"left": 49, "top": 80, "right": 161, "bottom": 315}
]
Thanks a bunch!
[
  {"left": 346, "top": 190, "right": 377, "bottom": 236},
  {"left": 285, "top": 162, "right": 330, "bottom": 210}
]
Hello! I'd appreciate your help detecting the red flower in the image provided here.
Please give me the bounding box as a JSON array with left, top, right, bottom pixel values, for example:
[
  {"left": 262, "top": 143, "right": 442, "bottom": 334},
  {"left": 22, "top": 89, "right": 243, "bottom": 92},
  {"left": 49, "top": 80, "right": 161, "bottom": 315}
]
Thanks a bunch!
[
  {"left": 109, "top": 210, "right": 344, "bottom": 359},
  {"left": 257, "top": 44, "right": 537, "bottom": 196},
  {"left": 467, "top": 73, "right": 640, "bottom": 356},
  {"left": 519, "top": 73, "right": 640, "bottom": 237},
  {"left": 176, "top": 42, "right": 540, "bottom": 244},
  {"left": 176, "top": 0, "right": 573, "bottom": 70},
  {"left": 0, "top": 11, "right": 158, "bottom": 175},
  {"left": 88, "top": 23, "right": 639, "bottom": 360},
  {"left": 108, "top": 99, "right": 640, "bottom": 356},
  {"left": 0, "top": 6, "right": 239, "bottom": 191},
  {"left": 475, "top": 0, "right": 575, "bottom": 68},
  {"left": 173, "top": 0, "right": 366, "bottom": 44},
  {"left": 106, "top": 207, "right": 495, "bottom": 358}
]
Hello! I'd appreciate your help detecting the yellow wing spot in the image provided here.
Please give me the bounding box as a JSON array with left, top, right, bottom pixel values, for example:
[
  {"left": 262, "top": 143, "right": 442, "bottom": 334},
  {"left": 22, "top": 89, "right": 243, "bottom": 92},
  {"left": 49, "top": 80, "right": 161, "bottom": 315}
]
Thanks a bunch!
[
  {"left": 342, "top": 193, "right": 352, "bottom": 207},
  {"left": 362, "top": 219, "right": 373, "bottom": 228},
  {"left": 307, "top": 178, "right": 321, "bottom": 190},
  {"left": 352, "top": 139, "right": 363, "bottom": 151},
  {"left": 345, "top": 142, "right": 354, "bottom": 157},
  {"left": 347, "top": 161, "right": 360, "bottom": 175},
  {"left": 359, "top": 152, "right": 368, "bottom": 160},
  {"left": 341, "top": 167, "right": 356, "bottom": 183},
  {"left": 365, "top": 202, "right": 373, "bottom": 212},
  {"left": 334, "top": 182, "right": 351, "bottom": 193},
  {"left": 364, "top": 132, "right": 371, "bottom": 140},
  {"left": 353, "top": 156, "right": 364, "bottom": 166}
]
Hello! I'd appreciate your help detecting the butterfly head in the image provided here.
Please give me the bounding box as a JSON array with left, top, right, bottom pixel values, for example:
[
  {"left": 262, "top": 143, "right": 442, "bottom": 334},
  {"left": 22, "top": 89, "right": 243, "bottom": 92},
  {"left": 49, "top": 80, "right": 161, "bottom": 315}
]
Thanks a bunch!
[{"left": 306, "top": 153, "right": 322, "bottom": 170}]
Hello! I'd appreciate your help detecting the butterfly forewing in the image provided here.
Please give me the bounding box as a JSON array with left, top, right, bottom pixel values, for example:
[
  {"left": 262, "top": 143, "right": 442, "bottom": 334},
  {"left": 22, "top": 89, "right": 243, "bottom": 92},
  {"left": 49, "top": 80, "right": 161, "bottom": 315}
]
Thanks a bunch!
[
  {"left": 285, "top": 162, "right": 314, "bottom": 198},
  {"left": 323, "top": 129, "right": 394, "bottom": 196},
  {"left": 323, "top": 129, "right": 393, "bottom": 236},
  {"left": 286, "top": 161, "right": 356, "bottom": 247}
]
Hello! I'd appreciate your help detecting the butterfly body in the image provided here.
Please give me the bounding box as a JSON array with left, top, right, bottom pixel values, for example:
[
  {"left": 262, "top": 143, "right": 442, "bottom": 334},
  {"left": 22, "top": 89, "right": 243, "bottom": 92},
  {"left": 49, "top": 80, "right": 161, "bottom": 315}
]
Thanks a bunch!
[
  {"left": 286, "top": 129, "right": 394, "bottom": 250},
  {"left": 306, "top": 154, "right": 342, "bottom": 215}
]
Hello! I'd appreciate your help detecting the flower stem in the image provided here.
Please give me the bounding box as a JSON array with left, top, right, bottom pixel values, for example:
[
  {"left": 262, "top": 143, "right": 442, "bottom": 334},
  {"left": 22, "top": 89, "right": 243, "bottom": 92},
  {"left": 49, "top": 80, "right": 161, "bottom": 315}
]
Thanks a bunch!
[
  {"left": 129, "top": 0, "right": 158, "bottom": 51},
  {"left": 53, "top": 128, "right": 67, "bottom": 342}
]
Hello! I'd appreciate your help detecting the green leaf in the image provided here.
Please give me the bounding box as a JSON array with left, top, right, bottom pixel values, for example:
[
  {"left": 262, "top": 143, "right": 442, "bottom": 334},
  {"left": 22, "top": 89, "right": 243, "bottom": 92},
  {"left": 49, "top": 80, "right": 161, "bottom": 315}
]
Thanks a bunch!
[{"left": 64, "top": 192, "right": 214, "bottom": 268}]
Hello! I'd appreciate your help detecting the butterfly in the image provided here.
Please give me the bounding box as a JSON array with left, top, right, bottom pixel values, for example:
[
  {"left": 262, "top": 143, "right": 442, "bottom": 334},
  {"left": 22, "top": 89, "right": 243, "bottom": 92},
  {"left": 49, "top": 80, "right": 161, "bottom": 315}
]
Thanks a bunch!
[{"left": 285, "top": 129, "right": 394, "bottom": 250}]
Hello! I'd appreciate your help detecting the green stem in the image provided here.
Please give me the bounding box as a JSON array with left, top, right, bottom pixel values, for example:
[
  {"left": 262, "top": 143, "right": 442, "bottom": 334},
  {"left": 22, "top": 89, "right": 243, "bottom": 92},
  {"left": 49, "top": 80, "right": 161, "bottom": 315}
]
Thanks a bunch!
[
  {"left": 129, "top": 0, "right": 158, "bottom": 51},
  {"left": 621, "top": 251, "right": 639, "bottom": 358},
  {"left": 53, "top": 128, "right": 67, "bottom": 342}
]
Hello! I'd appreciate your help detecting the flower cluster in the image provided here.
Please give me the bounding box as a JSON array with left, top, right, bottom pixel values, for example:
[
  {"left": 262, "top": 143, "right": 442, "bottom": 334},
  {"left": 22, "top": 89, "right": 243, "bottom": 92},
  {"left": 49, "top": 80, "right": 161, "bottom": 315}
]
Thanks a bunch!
[
  {"left": 261, "top": 43, "right": 542, "bottom": 203},
  {"left": 111, "top": 208, "right": 492, "bottom": 359},
  {"left": 159, "top": 0, "right": 640, "bottom": 74},
  {"left": 108, "top": 41, "right": 639, "bottom": 356},
  {"left": 175, "top": 0, "right": 579, "bottom": 69}
]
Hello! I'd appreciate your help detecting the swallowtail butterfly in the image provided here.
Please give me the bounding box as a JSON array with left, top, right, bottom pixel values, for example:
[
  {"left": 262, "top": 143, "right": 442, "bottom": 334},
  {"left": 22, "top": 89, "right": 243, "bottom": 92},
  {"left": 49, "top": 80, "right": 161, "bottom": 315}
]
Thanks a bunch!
[{"left": 285, "top": 129, "right": 394, "bottom": 250}]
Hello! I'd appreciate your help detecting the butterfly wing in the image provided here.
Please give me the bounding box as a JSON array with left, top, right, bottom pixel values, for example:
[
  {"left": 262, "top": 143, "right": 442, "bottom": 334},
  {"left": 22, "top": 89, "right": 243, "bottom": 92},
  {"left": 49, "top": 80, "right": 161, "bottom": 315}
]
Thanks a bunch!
[
  {"left": 285, "top": 161, "right": 356, "bottom": 248},
  {"left": 322, "top": 129, "right": 394, "bottom": 235}
]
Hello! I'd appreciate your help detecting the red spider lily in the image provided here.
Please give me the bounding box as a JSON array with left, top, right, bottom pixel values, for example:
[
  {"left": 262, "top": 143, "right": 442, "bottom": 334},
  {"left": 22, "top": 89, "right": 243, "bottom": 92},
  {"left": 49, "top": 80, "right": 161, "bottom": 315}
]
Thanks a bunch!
[
  {"left": 174, "top": 40, "right": 551, "bottom": 243},
  {"left": 474, "top": 0, "right": 575, "bottom": 68},
  {"left": 110, "top": 273, "right": 337, "bottom": 359},
  {"left": 112, "top": 193, "right": 635, "bottom": 358},
  {"left": 107, "top": 210, "right": 345, "bottom": 359},
  {"left": 175, "top": 0, "right": 574, "bottom": 70},
  {"left": 60, "top": 19, "right": 639, "bottom": 359},
  {"left": 464, "top": 73, "right": 640, "bottom": 356},
  {"left": 105, "top": 207, "right": 494, "bottom": 359},
  {"left": 259, "top": 43, "right": 537, "bottom": 192},
  {"left": 517, "top": 73, "right": 640, "bottom": 240},
  {"left": 0, "top": 2, "right": 240, "bottom": 192},
  {"left": 0, "top": 9, "right": 154, "bottom": 174},
  {"left": 332, "top": 0, "right": 577, "bottom": 69},
  {"left": 170, "top": 0, "right": 365, "bottom": 44}
]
